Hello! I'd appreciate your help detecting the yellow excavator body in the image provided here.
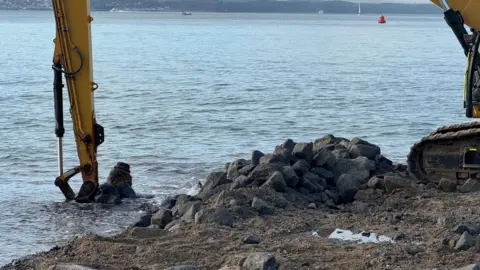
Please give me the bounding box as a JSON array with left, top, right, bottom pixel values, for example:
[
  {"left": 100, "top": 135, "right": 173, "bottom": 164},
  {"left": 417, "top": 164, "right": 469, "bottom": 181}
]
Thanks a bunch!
[{"left": 431, "top": 0, "right": 480, "bottom": 30}]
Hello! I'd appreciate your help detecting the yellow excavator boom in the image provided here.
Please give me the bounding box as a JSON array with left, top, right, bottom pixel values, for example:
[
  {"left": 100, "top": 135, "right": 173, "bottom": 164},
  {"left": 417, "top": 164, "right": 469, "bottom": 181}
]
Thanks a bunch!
[
  {"left": 431, "top": 0, "right": 480, "bottom": 30},
  {"left": 51, "top": 0, "right": 104, "bottom": 202}
]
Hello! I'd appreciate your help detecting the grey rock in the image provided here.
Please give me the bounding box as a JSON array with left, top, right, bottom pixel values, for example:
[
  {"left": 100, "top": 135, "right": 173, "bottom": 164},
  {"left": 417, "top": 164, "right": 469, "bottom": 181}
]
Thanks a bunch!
[
  {"left": 375, "top": 154, "right": 394, "bottom": 174},
  {"left": 181, "top": 201, "right": 202, "bottom": 222},
  {"left": 227, "top": 159, "right": 249, "bottom": 180},
  {"left": 151, "top": 209, "right": 173, "bottom": 228},
  {"left": 243, "top": 235, "right": 261, "bottom": 244},
  {"left": 160, "top": 196, "right": 178, "bottom": 209},
  {"left": 292, "top": 159, "right": 311, "bottom": 177},
  {"left": 308, "top": 203, "right": 317, "bottom": 209},
  {"left": 292, "top": 142, "right": 314, "bottom": 163},
  {"left": 312, "top": 148, "right": 337, "bottom": 169},
  {"left": 259, "top": 154, "right": 285, "bottom": 165},
  {"left": 332, "top": 157, "right": 375, "bottom": 183},
  {"left": 248, "top": 163, "right": 283, "bottom": 186},
  {"left": 455, "top": 231, "right": 475, "bottom": 251},
  {"left": 175, "top": 195, "right": 201, "bottom": 216},
  {"left": 242, "top": 252, "right": 277, "bottom": 270},
  {"left": 238, "top": 164, "right": 256, "bottom": 176},
  {"left": 313, "top": 134, "right": 346, "bottom": 151},
  {"left": 148, "top": 224, "right": 160, "bottom": 229},
  {"left": 336, "top": 173, "right": 361, "bottom": 203},
  {"left": 331, "top": 149, "right": 350, "bottom": 159},
  {"left": 165, "top": 265, "right": 200, "bottom": 270},
  {"left": 311, "top": 167, "right": 334, "bottom": 182},
  {"left": 273, "top": 145, "right": 294, "bottom": 164},
  {"left": 438, "top": 178, "right": 457, "bottom": 192},
  {"left": 195, "top": 207, "right": 234, "bottom": 227},
  {"left": 453, "top": 264, "right": 480, "bottom": 270},
  {"left": 280, "top": 166, "right": 299, "bottom": 188},
  {"left": 384, "top": 174, "right": 411, "bottom": 193},
  {"left": 133, "top": 214, "right": 152, "bottom": 227},
  {"left": 262, "top": 171, "right": 287, "bottom": 192},
  {"left": 324, "top": 189, "right": 339, "bottom": 204},
  {"left": 164, "top": 219, "right": 182, "bottom": 231},
  {"left": 348, "top": 137, "right": 381, "bottom": 160},
  {"left": 231, "top": 175, "right": 250, "bottom": 190},
  {"left": 198, "top": 172, "right": 230, "bottom": 199},
  {"left": 252, "top": 150, "right": 265, "bottom": 166},
  {"left": 282, "top": 138, "right": 295, "bottom": 152},
  {"left": 47, "top": 264, "right": 97, "bottom": 270},
  {"left": 454, "top": 224, "right": 480, "bottom": 235},
  {"left": 301, "top": 179, "right": 321, "bottom": 193},
  {"left": 458, "top": 178, "right": 480, "bottom": 193},
  {"left": 251, "top": 197, "right": 275, "bottom": 215},
  {"left": 303, "top": 172, "right": 326, "bottom": 188},
  {"left": 367, "top": 176, "right": 385, "bottom": 189}
]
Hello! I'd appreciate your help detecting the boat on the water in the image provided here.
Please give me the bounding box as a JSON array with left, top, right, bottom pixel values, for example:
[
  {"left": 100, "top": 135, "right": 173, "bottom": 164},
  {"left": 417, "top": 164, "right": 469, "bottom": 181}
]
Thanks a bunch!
[
  {"left": 182, "top": 11, "right": 192, "bottom": 15},
  {"left": 378, "top": 14, "right": 386, "bottom": 23}
]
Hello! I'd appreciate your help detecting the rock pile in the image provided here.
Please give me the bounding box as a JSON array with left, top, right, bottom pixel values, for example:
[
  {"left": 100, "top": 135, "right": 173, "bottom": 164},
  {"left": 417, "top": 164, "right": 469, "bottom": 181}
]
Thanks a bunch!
[{"left": 134, "top": 134, "right": 409, "bottom": 230}]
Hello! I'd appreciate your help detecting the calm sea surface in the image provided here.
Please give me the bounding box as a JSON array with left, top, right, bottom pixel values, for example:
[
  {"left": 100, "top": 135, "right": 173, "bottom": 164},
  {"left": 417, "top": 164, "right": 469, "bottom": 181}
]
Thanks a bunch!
[{"left": 0, "top": 10, "right": 469, "bottom": 264}]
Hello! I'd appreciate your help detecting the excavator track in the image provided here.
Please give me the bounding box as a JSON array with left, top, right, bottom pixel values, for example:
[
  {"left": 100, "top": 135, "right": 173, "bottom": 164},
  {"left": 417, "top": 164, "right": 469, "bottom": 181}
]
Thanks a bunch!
[{"left": 408, "top": 121, "right": 480, "bottom": 184}]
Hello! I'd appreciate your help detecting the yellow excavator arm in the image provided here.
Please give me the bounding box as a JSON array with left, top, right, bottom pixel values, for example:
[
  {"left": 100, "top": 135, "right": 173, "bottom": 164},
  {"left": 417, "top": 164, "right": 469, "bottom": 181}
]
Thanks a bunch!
[{"left": 51, "top": 0, "right": 104, "bottom": 202}]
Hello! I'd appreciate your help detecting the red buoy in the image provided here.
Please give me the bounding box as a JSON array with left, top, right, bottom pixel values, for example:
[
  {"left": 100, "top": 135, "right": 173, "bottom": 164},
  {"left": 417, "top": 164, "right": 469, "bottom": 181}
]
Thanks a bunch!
[{"left": 378, "top": 14, "right": 386, "bottom": 24}]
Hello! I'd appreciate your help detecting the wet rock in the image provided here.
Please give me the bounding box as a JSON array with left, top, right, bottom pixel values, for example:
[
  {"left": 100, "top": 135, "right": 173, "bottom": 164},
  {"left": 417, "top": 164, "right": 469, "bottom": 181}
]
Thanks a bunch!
[
  {"left": 348, "top": 137, "right": 381, "bottom": 160},
  {"left": 243, "top": 235, "right": 261, "bottom": 244},
  {"left": 117, "top": 182, "right": 137, "bottom": 199},
  {"left": 252, "top": 150, "right": 265, "bottom": 166},
  {"left": 160, "top": 196, "right": 178, "bottom": 209},
  {"left": 231, "top": 175, "right": 250, "bottom": 190},
  {"left": 312, "top": 148, "right": 336, "bottom": 169},
  {"left": 280, "top": 166, "right": 299, "bottom": 188},
  {"left": 227, "top": 159, "right": 249, "bottom": 180},
  {"left": 458, "top": 178, "right": 480, "bottom": 193},
  {"left": 133, "top": 214, "right": 152, "bottom": 227},
  {"left": 249, "top": 163, "right": 283, "bottom": 186},
  {"left": 252, "top": 197, "right": 275, "bottom": 215},
  {"left": 453, "top": 265, "right": 480, "bottom": 270},
  {"left": 151, "top": 209, "right": 173, "bottom": 228},
  {"left": 242, "top": 252, "right": 277, "bottom": 270},
  {"left": 336, "top": 173, "right": 361, "bottom": 203},
  {"left": 292, "top": 160, "right": 310, "bottom": 177},
  {"left": 94, "top": 183, "right": 121, "bottom": 204},
  {"left": 165, "top": 265, "right": 200, "bottom": 270},
  {"left": 292, "top": 142, "right": 314, "bottom": 163},
  {"left": 438, "top": 178, "right": 457, "bottom": 192},
  {"left": 282, "top": 138, "right": 295, "bottom": 152},
  {"left": 194, "top": 207, "right": 234, "bottom": 227},
  {"left": 455, "top": 231, "right": 474, "bottom": 251},
  {"left": 262, "top": 171, "right": 287, "bottom": 192},
  {"left": 198, "top": 172, "right": 230, "bottom": 199}
]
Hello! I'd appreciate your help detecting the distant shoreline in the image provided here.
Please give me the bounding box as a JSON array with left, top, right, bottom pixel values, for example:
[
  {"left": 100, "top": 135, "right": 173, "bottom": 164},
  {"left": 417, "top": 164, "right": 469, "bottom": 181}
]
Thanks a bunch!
[{"left": 0, "top": 1, "right": 441, "bottom": 15}]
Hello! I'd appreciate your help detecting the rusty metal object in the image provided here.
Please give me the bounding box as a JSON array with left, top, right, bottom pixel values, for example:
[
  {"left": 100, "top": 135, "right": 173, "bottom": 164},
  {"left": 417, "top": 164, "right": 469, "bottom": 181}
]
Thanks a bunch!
[{"left": 408, "top": 121, "right": 480, "bottom": 184}]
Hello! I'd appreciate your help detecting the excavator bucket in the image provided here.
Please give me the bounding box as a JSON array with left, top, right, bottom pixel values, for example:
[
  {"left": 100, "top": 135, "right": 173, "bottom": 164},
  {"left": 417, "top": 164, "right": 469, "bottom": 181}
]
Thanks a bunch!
[{"left": 430, "top": 0, "right": 480, "bottom": 30}]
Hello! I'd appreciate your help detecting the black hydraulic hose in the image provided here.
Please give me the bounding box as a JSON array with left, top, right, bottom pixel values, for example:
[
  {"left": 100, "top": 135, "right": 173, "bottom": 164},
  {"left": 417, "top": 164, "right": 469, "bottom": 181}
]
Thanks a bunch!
[
  {"left": 53, "top": 63, "right": 64, "bottom": 138},
  {"left": 51, "top": 47, "right": 84, "bottom": 75},
  {"left": 443, "top": 9, "right": 469, "bottom": 56},
  {"left": 465, "top": 34, "right": 480, "bottom": 118}
]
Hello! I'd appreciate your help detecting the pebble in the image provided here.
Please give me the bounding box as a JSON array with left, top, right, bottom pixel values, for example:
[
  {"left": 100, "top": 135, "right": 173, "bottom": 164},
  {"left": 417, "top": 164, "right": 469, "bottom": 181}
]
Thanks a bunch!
[{"left": 243, "top": 235, "right": 261, "bottom": 244}]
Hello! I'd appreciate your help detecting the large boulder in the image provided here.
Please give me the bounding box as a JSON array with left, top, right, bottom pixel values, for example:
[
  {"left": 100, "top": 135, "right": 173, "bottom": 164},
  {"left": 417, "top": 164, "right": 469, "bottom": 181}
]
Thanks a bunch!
[{"left": 198, "top": 171, "right": 230, "bottom": 199}]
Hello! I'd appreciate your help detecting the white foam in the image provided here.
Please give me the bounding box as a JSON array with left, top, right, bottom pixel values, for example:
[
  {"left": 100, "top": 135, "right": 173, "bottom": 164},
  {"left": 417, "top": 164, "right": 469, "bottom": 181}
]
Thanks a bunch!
[{"left": 325, "top": 228, "right": 394, "bottom": 244}]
